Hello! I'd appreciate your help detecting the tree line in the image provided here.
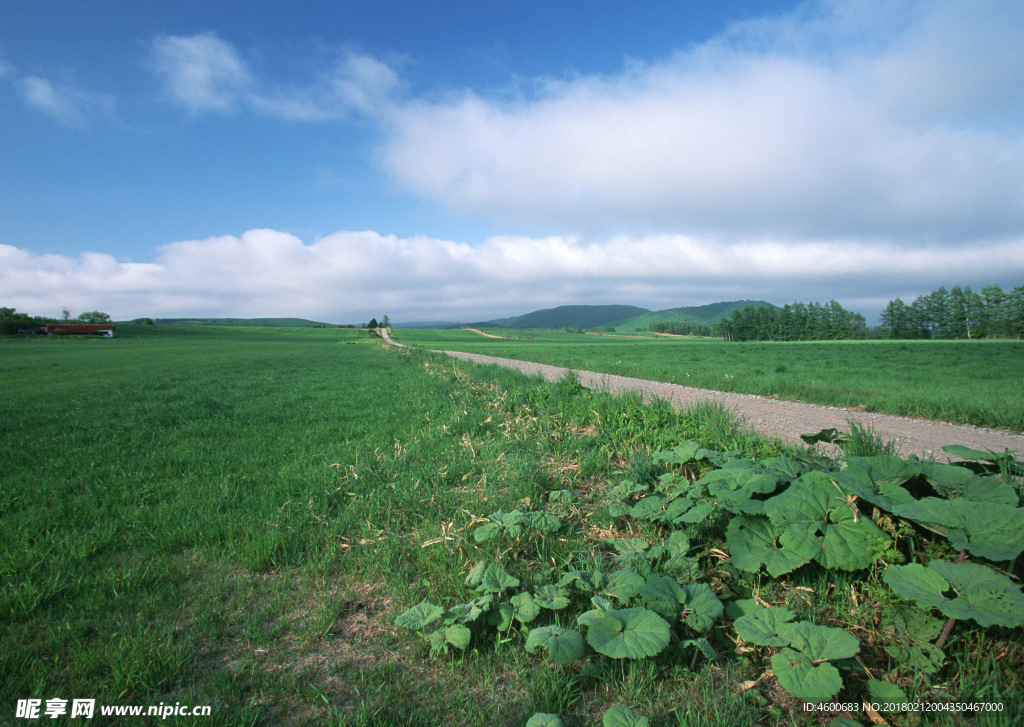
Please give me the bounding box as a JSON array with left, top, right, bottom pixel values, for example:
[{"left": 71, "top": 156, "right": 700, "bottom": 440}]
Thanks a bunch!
[
  {"left": 645, "top": 283, "right": 1024, "bottom": 342},
  {"left": 647, "top": 321, "right": 715, "bottom": 337},
  {"left": 879, "top": 284, "right": 1024, "bottom": 339},
  {"left": 0, "top": 307, "right": 111, "bottom": 335},
  {"left": 714, "top": 300, "right": 867, "bottom": 342}
]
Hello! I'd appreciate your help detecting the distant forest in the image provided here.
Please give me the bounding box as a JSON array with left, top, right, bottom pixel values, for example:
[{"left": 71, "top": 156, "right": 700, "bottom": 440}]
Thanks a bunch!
[
  {"left": 878, "top": 284, "right": 1024, "bottom": 340},
  {"left": 705, "top": 284, "right": 1024, "bottom": 342},
  {"left": 715, "top": 300, "right": 866, "bottom": 342}
]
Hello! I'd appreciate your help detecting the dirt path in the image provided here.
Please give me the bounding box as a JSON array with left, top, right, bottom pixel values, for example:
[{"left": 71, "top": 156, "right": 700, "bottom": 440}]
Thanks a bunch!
[
  {"left": 461, "top": 327, "right": 505, "bottom": 338},
  {"left": 380, "top": 331, "right": 1024, "bottom": 460}
]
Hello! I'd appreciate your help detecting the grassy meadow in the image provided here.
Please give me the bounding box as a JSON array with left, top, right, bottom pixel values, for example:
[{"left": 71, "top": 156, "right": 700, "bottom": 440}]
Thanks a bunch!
[
  {"left": 394, "top": 329, "right": 1024, "bottom": 432},
  {"left": 1, "top": 326, "right": 1021, "bottom": 726},
  {"left": 0, "top": 326, "right": 774, "bottom": 724}
]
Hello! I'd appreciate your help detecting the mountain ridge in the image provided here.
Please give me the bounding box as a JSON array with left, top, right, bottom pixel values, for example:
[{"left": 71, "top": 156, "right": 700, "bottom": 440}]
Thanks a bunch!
[{"left": 470, "top": 300, "right": 778, "bottom": 331}]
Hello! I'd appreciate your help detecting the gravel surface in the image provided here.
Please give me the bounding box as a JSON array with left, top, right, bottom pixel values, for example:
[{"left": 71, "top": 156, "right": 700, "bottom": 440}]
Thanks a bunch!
[{"left": 380, "top": 331, "right": 1024, "bottom": 461}]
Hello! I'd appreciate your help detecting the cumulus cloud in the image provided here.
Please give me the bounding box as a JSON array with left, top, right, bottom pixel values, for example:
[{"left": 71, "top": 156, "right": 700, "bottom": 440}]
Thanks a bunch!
[
  {"left": 18, "top": 75, "right": 114, "bottom": 127},
  {"left": 3, "top": 229, "right": 1023, "bottom": 324},
  {"left": 148, "top": 33, "right": 398, "bottom": 119},
  {"left": 149, "top": 32, "right": 253, "bottom": 113},
  {"left": 381, "top": 0, "right": 1024, "bottom": 243}
]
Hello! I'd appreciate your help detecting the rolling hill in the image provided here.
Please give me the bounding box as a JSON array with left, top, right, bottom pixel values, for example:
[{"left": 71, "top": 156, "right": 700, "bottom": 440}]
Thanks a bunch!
[
  {"left": 155, "top": 317, "right": 345, "bottom": 328},
  {"left": 472, "top": 305, "right": 651, "bottom": 330},
  {"left": 470, "top": 301, "right": 777, "bottom": 332},
  {"left": 609, "top": 300, "right": 778, "bottom": 332}
]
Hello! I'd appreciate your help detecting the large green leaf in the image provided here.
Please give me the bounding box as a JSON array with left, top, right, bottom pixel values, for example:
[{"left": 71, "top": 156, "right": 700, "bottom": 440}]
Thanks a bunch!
[
  {"left": 726, "top": 514, "right": 811, "bottom": 577},
  {"left": 667, "top": 531, "right": 691, "bottom": 557},
  {"left": 832, "top": 461, "right": 916, "bottom": 512},
  {"left": 891, "top": 498, "right": 1024, "bottom": 561},
  {"left": 638, "top": 575, "right": 721, "bottom": 630},
  {"left": 879, "top": 607, "right": 945, "bottom": 675},
  {"left": 443, "top": 623, "right": 471, "bottom": 650},
  {"left": 558, "top": 570, "right": 607, "bottom": 593},
  {"left": 639, "top": 575, "right": 686, "bottom": 621},
  {"left": 525, "top": 625, "right": 585, "bottom": 665},
  {"left": 395, "top": 600, "right": 444, "bottom": 630},
  {"left": 845, "top": 456, "right": 921, "bottom": 487},
  {"left": 585, "top": 607, "right": 671, "bottom": 659},
  {"left": 776, "top": 621, "right": 860, "bottom": 661},
  {"left": 760, "top": 456, "right": 815, "bottom": 483},
  {"left": 602, "top": 705, "right": 650, "bottom": 727},
  {"left": 534, "top": 584, "right": 571, "bottom": 610},
  {"left": 525, "top": 510, "right": 563, "bottom": 534},
  {"left": 474, "top": 509, "right": 528, "bottom": 542},
  {"left": 800, "top": 428, "right": 847, "bottom": 446},
  {"left": 665, "top": 499, "right": 717, "bottom": 525},
  {"left": 941, "top": 445, "right": 1016, "bottom": 463},
  {"left": 866, "top": 679, "right": 910, "bottom": 710},
  {"left": 918, "top": 463, "right": 1016, "bottom": 504},
  {"left": 884, "top": 561, "right": 1024, "bottom": 628},
  {"left": 734, "top": 605, "right": 795, "bottom": 647},
  {"left": 653, "top": 441, "right": 702, "bottom": 466},
  {"left": 680, "top": 637, "right": 717, "bottom": 660},
  {"left": 477, "top": 562, "right": 521, "bottom": 593},
  {"left": 488, "top": 602, "right": 514, "bottom": 631},
  {"left": 630, "top": 495, "right": 666, "bottom": 521},
  {"left": 510, "top": 591, "right": 542, "bottom": 623},
  {"left": 680, "top": 583, "right": 723, "bottom": 632},
  {"left": 703, "top": 468, "right": 778, "bottom": 514},
  {"left": 771, "top": 648, "right": 844, "bottom": 703},
  {"left": 764, "top": 471, "right": 888, "bottom": 571},
  {"left": 526, "top": 714, "right": 564, "bottom": 727},
  {"left": 603, "top": 569, "right": 646, "bottom": 602},
  {"left": 607, "top": 479, "right": 650, "bottom": 502},
  {"left": 446, "top": 594, "right": 492, "bottom": 624}
]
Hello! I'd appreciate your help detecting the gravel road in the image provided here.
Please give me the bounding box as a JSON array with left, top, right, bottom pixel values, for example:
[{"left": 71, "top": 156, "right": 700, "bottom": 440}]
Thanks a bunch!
[{"left": 380, "top": 331, "right": 1024, "bottom": 460}]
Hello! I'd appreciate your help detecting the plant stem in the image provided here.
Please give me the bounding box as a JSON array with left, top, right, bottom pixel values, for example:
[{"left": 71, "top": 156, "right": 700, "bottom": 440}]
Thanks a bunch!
[{"left": 936, "top": 550, "right": 968, "bottom": 650}]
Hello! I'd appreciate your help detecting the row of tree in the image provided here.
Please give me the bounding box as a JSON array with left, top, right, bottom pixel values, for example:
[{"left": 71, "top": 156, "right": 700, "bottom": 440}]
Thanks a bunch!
[
  {"left": 879, "top": 284, "right": 1024, "bottom": 339},
  {"left": 715, "top": 301, "right": 867, "bottom": 342},
  {"left": 650, "top": 283, "right": 1024, "bottom": 343},
  {"left": 0, "top": 307, "right": 111, "bottom": 335},
  {"left": 647, "top": 321, "right": 715, "bottom": 337}
]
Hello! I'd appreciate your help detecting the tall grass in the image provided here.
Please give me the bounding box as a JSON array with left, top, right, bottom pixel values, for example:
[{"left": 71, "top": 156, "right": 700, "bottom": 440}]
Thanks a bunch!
[
  {"left": 0, "top": 327, "right": 789, "bottom": 725},
  {"left": 394, "top": 331, "right": 1024, "bottom": 431}
]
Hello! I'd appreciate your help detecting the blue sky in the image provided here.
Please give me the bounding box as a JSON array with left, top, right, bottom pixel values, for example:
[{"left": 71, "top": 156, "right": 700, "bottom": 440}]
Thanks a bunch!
[{"left": 2, "top": 0, "right": 1023, "bottom": 324}]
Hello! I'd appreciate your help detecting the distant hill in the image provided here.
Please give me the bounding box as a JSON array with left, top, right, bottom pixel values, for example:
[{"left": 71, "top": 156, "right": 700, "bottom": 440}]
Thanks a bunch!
[
  {"left": 474, "top": 305, "right": 651, "bottom": 330},
  {"left": 155, "top": 317, "right": 346, "bottom": 328},
  {"left": 395, "top": 320, "right": 463, "bottom": 329},
  {"left": 468, "top": 301, "right": 777, "bottom": 332},
  {"left": 610, "top": 300, "right": 778, "bottom": 332}
]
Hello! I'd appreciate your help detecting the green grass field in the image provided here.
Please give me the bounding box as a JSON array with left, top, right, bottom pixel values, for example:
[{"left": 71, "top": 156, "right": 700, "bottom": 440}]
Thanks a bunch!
[
  {"left": 2, "top": 327, "right": 1021, "bottom": 726},
  {"left": 393, "top": 329, "right": 1024, "bottom": 431}
]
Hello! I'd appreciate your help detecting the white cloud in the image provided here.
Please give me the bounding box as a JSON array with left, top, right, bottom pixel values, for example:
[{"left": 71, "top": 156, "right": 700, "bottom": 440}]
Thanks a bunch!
[
  {"left": 3, "top": 229, "right": 1022, "bottom": 324},
  {"left": 19, "top": 75, "right": 114, "bottom": 127},
  {"left": 149, "top": 34, "right": 399, "bottom": 119},
  {"left": 149, "top": 32, "right": 253, "bottom": 113},
  {"left": 381, "top": 0, "right": 1024, "bottom": 243}
]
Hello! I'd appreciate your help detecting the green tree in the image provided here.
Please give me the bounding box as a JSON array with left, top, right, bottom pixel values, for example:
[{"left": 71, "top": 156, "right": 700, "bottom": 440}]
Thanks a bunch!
[
  {"left": 76, "top": 311, "right": 111, "bottom": 324},
  {"left": 380, "top": 314, "right": 391, "bottom": 329},
  {"left": 367, "top": 317, "right": 379, "bottom": 329}
]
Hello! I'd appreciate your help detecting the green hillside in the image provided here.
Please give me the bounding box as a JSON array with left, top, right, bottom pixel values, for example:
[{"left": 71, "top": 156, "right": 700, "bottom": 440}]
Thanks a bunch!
[
  {"left": 610, "top": 300, "right": 779, "bottom": 332},
  {"left": 476, "top": 304, "right": 650, "bottom": 330},
  {"left": 155, "top": 317, "right": 346, "bottom": 328}
]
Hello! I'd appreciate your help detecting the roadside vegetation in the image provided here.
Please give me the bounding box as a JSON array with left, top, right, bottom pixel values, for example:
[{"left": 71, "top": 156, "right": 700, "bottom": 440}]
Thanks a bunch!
[
  {"left": 2, "top": 325, "right": 1021, "bottom": 726},
  {"left": 392, "top": 330, "right": 1024, "bottom": 433}
]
